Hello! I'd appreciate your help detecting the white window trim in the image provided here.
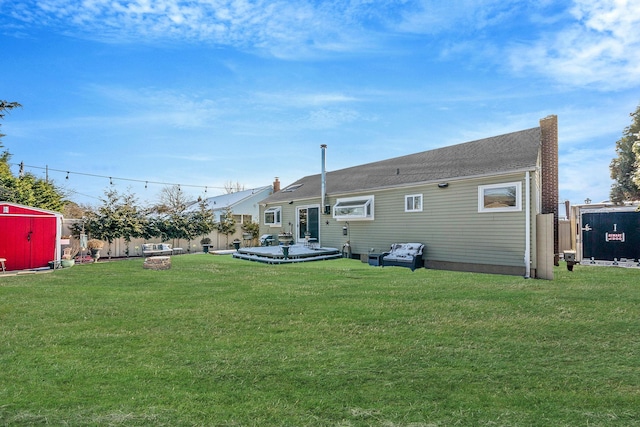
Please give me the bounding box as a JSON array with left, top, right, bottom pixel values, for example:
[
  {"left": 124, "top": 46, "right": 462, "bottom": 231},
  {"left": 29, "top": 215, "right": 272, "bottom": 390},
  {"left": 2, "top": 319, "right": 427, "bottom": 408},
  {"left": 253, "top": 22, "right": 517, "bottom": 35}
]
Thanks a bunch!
[
  {"left": 478, "top": 182, "right": 522, "bottom": 213},
  {"left": 281, "top": 184, "right": 303, "bottom": 193},
  {"left": 264, "top": 206, "right": 282, "bottom": 226},
  {"left": 333, "top": 195, "right": 374, "bottom": 221},
  {"left": 405, "top": 194, "right": 423, "bottom": 212}
]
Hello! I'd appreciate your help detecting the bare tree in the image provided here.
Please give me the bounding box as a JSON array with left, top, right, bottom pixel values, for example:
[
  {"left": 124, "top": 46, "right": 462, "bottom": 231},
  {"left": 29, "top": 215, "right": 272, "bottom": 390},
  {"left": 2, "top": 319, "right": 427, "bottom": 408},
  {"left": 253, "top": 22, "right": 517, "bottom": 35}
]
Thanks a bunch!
[
  {"left": 224, "top": 180, "right": 245, "bottom": 194},
  {"left": 154, "top": 185, "right": 190, "bottom": 214}
]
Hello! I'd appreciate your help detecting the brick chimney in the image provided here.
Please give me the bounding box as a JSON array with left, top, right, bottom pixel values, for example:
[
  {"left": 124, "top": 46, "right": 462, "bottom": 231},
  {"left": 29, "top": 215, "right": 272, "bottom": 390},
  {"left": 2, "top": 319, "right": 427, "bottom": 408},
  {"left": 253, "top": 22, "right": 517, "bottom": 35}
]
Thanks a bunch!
[
  {"left": 273, "top": 177, "right": 281, "bottom": 193},
  {"left": 540, "top": 115, "right": 559, "bottom": 263}
]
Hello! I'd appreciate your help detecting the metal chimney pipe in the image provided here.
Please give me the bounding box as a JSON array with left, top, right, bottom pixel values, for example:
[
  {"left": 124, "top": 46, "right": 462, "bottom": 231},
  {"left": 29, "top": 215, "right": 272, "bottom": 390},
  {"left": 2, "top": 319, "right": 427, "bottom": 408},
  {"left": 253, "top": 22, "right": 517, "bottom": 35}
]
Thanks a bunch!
[{"left": 321, "top": 144, "right": 327, "bottom": 214}]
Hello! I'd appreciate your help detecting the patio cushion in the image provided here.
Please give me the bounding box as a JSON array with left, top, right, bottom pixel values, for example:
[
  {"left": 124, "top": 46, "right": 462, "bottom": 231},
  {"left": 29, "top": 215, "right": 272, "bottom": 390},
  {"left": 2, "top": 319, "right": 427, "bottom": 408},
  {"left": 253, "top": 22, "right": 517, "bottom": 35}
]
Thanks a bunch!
[{"left": 381, "top": 243, "right": 424, "bottom": 271}]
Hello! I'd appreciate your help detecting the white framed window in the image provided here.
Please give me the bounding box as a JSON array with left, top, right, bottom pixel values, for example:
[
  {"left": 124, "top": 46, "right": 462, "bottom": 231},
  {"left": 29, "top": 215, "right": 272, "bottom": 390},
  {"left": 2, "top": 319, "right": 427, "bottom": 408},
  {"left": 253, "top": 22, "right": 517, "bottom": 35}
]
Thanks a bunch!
[
  {"left": 281, "top": 184, "right": 303, "bottom": 193},
  {"left": 405, "top": 194, "right": 423, "bottom": 212},
  {"left": 333, "top": 196, "right": 374, "bottom": 220},
  {"left": 264, "top": 206, "right": 282, "bottom": 226},
  {"left": 478, "top": 182, "right": 522, "bottom": 213},
  {"left": 233, "top": 214, "right": 252, "bottom": 224}
]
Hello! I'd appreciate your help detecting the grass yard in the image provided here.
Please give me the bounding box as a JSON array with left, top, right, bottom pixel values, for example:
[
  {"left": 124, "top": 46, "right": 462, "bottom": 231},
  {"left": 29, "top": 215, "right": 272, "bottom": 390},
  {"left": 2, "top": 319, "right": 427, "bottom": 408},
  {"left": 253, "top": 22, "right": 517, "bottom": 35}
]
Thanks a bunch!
[{"left": 1, "top": 255, "right": 638, "bottom": 426}]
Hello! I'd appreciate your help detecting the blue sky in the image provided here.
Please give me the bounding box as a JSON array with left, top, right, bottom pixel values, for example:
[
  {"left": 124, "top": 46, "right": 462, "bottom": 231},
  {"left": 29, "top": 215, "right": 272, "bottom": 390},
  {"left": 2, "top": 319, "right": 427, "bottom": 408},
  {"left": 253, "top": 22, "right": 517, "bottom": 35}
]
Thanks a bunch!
[{"left": 1, "top": 0, "right": 639, "bottom": 207}]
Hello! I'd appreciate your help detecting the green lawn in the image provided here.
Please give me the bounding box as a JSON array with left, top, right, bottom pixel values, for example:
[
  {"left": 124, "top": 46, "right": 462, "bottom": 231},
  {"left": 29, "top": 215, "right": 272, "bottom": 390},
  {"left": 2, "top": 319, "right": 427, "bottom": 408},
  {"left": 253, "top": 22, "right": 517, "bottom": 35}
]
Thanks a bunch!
[{"left": 1, "top": 256, "right": 638, "bottom": 426}]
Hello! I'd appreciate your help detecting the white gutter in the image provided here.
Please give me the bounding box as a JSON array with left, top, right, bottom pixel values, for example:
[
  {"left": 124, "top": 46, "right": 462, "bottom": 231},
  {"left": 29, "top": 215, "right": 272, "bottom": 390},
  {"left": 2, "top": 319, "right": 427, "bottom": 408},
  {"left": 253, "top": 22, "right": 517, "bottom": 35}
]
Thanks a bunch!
[
  {"left": 524, "top": 171, "right": 531, "bottom": 278},
  {"left": 321, "top": 144, "right": 327, "bottom": 213}
]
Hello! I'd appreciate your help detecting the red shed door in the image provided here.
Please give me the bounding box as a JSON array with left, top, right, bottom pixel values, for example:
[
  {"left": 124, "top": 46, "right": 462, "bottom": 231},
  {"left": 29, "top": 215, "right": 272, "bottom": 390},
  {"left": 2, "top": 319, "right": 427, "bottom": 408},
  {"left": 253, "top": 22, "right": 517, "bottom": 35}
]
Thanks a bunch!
[
  {"left": 30, "top": 216, "right": 57, "bottom": 269},
  {"left": 1, "top": 216, "right": 56, "bottom": 271}
]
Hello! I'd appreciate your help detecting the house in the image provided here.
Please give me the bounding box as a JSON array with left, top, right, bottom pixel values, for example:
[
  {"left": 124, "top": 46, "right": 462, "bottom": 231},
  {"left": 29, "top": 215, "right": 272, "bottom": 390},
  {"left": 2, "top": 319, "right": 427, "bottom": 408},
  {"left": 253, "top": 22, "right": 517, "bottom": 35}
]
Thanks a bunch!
[
  {"left": 258, "top": 116, "right": 559, "bottom": 278},
  {"left": 0, "top": 202, "right": 63, "bottom": 271},
  {"left": 186, "top": 185, "right": 274, "bottom": 224},
  {"left": 185, "top": 185, "right": 274, "bottom": 250}
]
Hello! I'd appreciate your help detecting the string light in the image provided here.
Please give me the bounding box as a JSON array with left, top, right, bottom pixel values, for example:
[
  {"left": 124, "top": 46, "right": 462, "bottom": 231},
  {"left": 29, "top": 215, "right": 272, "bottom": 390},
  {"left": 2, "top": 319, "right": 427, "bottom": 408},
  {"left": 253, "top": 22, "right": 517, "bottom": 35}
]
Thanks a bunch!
[{"left": 11, "top": 162, "right": 227, "bottom": 192}]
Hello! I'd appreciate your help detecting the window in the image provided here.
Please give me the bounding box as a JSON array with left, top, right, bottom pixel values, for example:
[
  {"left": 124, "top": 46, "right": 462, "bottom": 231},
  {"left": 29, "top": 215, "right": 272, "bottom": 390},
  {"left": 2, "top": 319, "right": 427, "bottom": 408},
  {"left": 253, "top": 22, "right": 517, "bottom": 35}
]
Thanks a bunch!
[
  {"left": 233, "top": 214, "right": 253, "bottom": 224},
  {"left": 281, "top": 184, "right": 303, "bottom": 193},
  {"left": 478, "top": 182, "right": 522, "bottom": 213},
  {"left": 333, "top": 196, "right": 374, "bottom": 220},
  {"left": 405, "top": 194, "right": 423, "bottom": 212},
  {"left": 264, "top": 206, "right": 282, "bottom": 226}
]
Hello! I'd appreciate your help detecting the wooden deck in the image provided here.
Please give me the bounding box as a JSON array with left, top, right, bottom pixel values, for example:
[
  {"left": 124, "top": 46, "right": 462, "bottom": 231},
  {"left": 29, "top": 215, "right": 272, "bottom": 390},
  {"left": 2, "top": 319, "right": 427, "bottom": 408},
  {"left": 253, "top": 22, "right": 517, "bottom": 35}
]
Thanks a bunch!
[{"left": 232, "top": 244, "right": 342, "bottom": 264}]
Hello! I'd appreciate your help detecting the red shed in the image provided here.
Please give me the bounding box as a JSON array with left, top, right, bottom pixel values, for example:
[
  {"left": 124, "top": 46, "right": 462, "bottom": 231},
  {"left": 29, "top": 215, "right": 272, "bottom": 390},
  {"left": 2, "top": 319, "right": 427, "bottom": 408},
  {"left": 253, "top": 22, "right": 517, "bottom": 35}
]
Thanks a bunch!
[{"left": 0, "top": 202, "right": 62, "bottom": 271}]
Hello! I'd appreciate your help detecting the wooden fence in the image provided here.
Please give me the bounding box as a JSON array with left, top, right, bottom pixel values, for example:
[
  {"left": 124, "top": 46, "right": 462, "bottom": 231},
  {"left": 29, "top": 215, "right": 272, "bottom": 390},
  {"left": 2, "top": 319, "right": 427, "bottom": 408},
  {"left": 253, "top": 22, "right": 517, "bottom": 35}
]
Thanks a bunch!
[{"left": 61, "top": 220, "right": 253, "bottom": 258}]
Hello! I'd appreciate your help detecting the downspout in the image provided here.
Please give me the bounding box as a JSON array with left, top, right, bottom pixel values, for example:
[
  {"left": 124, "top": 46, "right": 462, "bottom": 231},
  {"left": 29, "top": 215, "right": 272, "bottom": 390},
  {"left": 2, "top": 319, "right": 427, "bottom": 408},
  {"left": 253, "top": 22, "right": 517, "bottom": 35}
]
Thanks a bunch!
[
  {"left": 321, "top": 144, "right": 327, "bottom": 213},
  {"left": 524, "top": 171, "right": 531, "bottom": 278}
]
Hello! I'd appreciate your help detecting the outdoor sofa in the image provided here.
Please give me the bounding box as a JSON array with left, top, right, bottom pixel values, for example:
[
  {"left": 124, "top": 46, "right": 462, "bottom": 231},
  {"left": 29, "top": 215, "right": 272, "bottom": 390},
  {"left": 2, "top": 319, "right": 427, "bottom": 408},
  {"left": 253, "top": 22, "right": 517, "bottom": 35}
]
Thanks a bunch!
[
  {"left": 142, "top": 243, "right": 174, "bottom": 257},
  {"left": 381, "top": 243, "right": 425, "bottom": 271}
]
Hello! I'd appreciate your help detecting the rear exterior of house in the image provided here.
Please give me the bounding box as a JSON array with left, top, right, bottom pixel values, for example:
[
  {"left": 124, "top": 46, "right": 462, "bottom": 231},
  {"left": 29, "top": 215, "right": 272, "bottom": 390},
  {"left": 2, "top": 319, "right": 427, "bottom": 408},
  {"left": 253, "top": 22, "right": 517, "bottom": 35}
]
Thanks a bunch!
[
  {"left": 258, "top": 116, "right": 559, "bottom": 278},
  {"left": 0, "top": 202, "right": 62, "bottom": 271}
]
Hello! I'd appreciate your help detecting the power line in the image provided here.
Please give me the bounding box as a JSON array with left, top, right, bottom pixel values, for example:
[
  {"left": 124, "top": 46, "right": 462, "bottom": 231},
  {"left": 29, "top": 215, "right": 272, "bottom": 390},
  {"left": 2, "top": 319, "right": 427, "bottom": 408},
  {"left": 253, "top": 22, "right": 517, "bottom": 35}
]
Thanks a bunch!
[{"left": 64, "top": 188, "right": 102, "bottom": 201}]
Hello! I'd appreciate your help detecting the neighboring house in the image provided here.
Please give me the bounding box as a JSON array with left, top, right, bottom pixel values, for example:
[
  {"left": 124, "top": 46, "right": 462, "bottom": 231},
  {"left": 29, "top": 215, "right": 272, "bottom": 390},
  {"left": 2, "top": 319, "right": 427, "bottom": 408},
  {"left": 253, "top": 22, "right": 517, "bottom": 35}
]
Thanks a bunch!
[
  {"left": 259, "top": 116, "right": 559, "bottom": 278},
  {"left": 186, "top": 185, "right": 274, "bottom": 223},
  {"left": 186, "top": 185, "right": 274, "bottom": 250}
]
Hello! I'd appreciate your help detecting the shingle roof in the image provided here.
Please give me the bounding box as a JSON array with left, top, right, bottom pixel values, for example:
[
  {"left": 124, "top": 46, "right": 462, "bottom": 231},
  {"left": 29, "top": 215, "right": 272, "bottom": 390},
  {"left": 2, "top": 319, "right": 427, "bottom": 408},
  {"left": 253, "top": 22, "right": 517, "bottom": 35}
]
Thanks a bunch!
[
  {"left": 264, "top": 127, "right": 541, "bottom": 203},
  {"left": 185, "top": 185, "right": 272, "bottom": 212}
]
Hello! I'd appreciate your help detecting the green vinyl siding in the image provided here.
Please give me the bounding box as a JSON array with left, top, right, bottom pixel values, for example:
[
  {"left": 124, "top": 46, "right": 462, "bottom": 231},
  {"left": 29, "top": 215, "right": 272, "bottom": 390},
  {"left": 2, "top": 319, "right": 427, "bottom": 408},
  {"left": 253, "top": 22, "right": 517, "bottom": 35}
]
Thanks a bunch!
[
  {"left": 260, "top": 172, "right": 538, "bottom": 271},
  {"left": 423, "top": 178, "right": 525, "bottom": 266},
  {"left": 261, "top": 205, "right": 296, "bottom": 236},
  {"left": 326, "top": 173, "right": 531, "bottom": 268}
]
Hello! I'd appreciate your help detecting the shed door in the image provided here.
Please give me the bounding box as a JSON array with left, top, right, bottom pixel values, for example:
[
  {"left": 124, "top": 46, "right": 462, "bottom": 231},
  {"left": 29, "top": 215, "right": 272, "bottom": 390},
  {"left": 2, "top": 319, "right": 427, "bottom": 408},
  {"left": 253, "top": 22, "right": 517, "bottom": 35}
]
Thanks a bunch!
[
  {"left": 582, "top": 211, "right": 640, "bottom": 261},
  {"left": 31, "top": 217, "right": 57, "bottom": 268},
  {"left": 0, "top": 216, "right": 56, "bottom": 271}
]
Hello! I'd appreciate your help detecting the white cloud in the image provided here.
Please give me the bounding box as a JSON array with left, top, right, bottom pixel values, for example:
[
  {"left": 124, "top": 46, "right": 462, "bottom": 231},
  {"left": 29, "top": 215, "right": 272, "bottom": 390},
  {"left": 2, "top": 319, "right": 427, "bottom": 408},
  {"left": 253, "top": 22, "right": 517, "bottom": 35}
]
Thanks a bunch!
[
  {"left": 2, "top": 0, "right": 375, "bottom": 58},
  {"left": 509, "top": 0, "right": 640, "bottom": 90},
  {"left": 305, "top": 108, "right": 361, "bottom": 129},
  {"left": 395, "top": 0, "right": 519, "bottom": 34},
  {"left": 83, "top": 85, "right": 223, "bottom": 128},
  {"left": 251, "top": 91, "right": 358, "bottom": 108},
  {"left": 560, "top": 145, "right": 614, "bottom": 204}
]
